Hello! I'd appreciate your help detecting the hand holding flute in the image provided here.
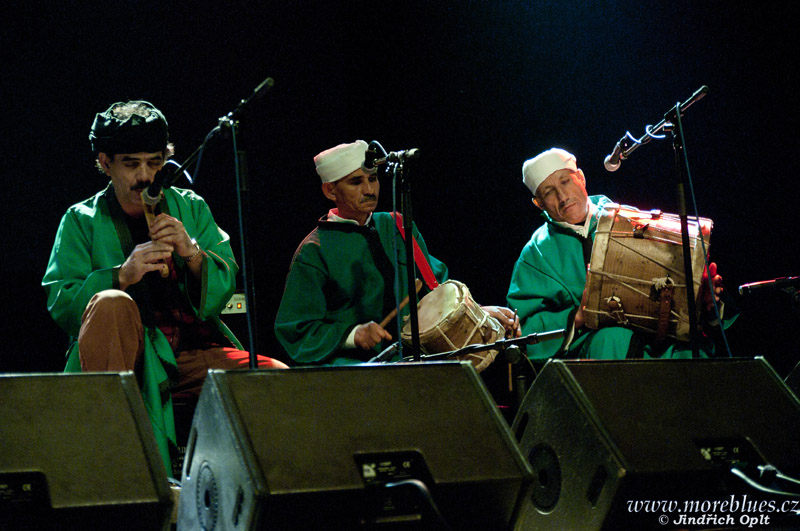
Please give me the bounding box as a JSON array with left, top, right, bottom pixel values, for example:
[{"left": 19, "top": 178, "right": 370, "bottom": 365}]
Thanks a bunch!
[{"left": 118, "top": 196, "right": 203, "bottom": 290}]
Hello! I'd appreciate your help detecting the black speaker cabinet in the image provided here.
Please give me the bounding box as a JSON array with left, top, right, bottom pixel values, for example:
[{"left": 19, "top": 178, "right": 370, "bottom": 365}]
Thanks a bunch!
[
  {"left": 178, "top": 361, "right": 532, "bottom": 530},
  {"left": 511, "top": 357, "right": 800, "bottom": 530},
  {"left": 0, "top": 372, "right": 172, "bottom": 530}
]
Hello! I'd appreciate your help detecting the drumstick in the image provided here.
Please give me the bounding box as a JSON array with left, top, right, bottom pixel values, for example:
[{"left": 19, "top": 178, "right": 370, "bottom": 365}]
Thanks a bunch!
[{"left": 379, "top": 279, "right": 423, "bottom": 328}]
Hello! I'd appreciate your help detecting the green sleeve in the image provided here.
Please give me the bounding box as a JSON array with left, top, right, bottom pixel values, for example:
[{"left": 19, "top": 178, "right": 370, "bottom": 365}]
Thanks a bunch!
[
  {"left": 172, "top": 192, "right": 239, "bottom": 320},
  {"left": 42, "top": 208, "right": 120, "bottom": 337},
  {"left": 507, "top": 254, "right": 577, "bottom": 360},
  {"left": 274, "top": 248, "right": 355, "bottom": 365},
  {"left": 507, "top": 227, "right": 586, "bottom": 360}
]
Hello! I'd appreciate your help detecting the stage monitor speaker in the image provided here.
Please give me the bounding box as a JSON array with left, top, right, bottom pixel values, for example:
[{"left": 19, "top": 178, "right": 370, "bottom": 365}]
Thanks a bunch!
[
  {"left": 177, "top": 361, "right": 532, "bottom": 530},
  {"left": 511, "top": 357, "right": 800, "bottom": 530},
  {"left": 0, "top": 372, "right": 173, "bottom": 530}
]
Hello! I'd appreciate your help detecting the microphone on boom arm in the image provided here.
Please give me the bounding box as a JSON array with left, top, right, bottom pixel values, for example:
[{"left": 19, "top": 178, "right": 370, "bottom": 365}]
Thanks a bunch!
[{"left": 361, "top": 141, "right": 420, "bottom": 174}]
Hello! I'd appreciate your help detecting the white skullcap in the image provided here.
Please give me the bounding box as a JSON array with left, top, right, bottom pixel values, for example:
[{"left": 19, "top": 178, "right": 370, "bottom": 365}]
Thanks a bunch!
[
  {"left": 314, "top": 140, "right": 368, "bottom": 183},
  {"left": 522, "top": 148, "right": 578, "bottom": 195}
]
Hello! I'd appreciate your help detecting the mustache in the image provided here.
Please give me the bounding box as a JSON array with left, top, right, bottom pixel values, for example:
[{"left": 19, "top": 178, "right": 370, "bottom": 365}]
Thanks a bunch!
[
  {"left": 360, "top": 195, "right": 378, "bottom": 203},
  {"left": 130, "top": 181, "right": 151, "bottom": 191}
]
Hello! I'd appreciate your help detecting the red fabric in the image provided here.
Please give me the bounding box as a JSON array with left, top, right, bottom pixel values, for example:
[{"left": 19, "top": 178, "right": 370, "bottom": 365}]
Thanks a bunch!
[
  {"left": 391, "top": 212, "right": 439, "bottom": 291},
  {"left": 172, "top": 347, "right": 288, "bottom": 396}
]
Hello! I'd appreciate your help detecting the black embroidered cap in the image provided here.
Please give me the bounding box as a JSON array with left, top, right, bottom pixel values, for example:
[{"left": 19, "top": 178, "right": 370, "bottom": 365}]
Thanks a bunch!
[{"left": 89, "top": 100, "right": 169, "bottom": 155}]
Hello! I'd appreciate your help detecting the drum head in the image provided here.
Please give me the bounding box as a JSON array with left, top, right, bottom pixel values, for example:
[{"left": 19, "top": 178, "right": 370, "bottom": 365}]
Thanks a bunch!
[
  {"left": 414, "top": 281, "right": 462, "bottom": 334},
  {"left": 399, "top": 280, "right": 503, "bottom": 372}
]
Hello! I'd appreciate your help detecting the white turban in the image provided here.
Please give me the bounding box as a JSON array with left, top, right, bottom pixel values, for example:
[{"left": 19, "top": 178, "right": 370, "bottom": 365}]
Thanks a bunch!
[
  {"left": 314, "top": 140, "right": 368, "bottom": 183},
  {"left": 522, "top": 148, "right": 578, "bottom": 195}
]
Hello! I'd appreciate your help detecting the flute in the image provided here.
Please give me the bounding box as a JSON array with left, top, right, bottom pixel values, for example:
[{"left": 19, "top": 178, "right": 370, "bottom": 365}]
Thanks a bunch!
[{"left": 141, "top": 190, "right": 170, "bottom": 277}]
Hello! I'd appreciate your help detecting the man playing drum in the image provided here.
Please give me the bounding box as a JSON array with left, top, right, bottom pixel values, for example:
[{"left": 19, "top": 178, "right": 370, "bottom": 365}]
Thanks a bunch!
[
  {"left": 507, "top": 147, "right": 733, "bottom": 362},
  {"left": 275, "top": 140, "right": 519, "bottom": 366}
]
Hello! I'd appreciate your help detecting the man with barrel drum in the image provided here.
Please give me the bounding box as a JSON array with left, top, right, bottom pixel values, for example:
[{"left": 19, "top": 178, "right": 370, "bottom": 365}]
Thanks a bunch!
[
  {"left": 507, "top": 147, "right": 733, "bottom": 363},
  {"left": 274, "top": 140, "right": 520, "bottom": 367},
  {"left": 42, "top": 100, "right": 287, "bottom": 476}
]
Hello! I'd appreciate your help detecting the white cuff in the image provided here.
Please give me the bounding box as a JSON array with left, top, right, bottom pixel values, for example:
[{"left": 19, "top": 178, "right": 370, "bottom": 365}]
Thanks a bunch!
[{"left": 344, "top": 327, "right": 358, "bottom": 349}]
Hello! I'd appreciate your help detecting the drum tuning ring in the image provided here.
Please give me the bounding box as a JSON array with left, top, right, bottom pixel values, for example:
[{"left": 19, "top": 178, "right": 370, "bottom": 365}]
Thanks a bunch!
[
  {"left": 604, "top": 296, "right": 628, "bottom": 325},
  {"left": 632, "top": 223, "right": 649, "bottom": 238}
]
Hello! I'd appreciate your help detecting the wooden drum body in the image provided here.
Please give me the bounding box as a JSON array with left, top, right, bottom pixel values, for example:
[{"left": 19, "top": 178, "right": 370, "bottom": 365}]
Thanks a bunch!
[
  {"left": 585, "top": 204, "right": 712, "bottom": 342},
  {"left": 401, "top": 280, "right": 503, "bottom": 372}
]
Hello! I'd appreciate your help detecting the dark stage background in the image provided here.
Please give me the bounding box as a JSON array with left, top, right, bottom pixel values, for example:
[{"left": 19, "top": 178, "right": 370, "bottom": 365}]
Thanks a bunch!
[{"left": 3, "top": 1, "right": 799, "bottom": 380}]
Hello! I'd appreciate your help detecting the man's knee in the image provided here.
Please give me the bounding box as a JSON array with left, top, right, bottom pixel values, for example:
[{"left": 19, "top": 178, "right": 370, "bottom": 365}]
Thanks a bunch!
[
  {"left": 83, "top": 289, "right": 137, "bottom": 320},
  {"left": 79, "top": 289, "right": 143, "bottom": 372}
]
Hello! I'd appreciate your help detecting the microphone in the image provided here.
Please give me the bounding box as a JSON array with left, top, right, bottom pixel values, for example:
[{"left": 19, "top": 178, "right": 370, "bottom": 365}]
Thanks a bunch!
[
  {"left": 604, "top": 135, "right": 627, "bottom": 172},
  {"left": 367, "top": 342, "right": 400, "bottom": 363},
  {"left": 142, "top": 163, "right": 175, "bottom": 207},
  {"left": 225, "top": 77, "right": 275, "bottom": 123},
  {"left": 142, "top": 166, "right": 172, "bottom": 207},
  {"left": 738, "top": 277, "right": 800, "bottom": 296},
  {"left": 604, "top": 142, "right": 623, "bottom": 172},
  {"left": 360, "top": 142, "right": 420, "bottom": 173},
  {"left": 361, "top": 141, "right": 383, "bottom": 174},
  {"left": 386, "top": 148, "right": 420, "bottom": 163}
]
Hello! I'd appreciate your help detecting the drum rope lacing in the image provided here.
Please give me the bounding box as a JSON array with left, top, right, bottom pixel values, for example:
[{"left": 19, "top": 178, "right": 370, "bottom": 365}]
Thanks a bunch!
[
  {"left": 602, "top": 235, "right": 693, "bottom": 281},
  {"left": 587, "top": 270, "right": 687, "bottom": 297},
  {"left": 604, "top": 231, "right": 699, "bottom": 249},
  {"left": 585, "top": 270, "right": 686, "bottom": 324},
  {"left": 431, "top": 299, "right": 488, "bottom": 352},
  {"left": 584, "top": 303, "right": 684, "bottom": 339},
  {"left": 584, "top": 307, "right": 678, "bottom": 323}
]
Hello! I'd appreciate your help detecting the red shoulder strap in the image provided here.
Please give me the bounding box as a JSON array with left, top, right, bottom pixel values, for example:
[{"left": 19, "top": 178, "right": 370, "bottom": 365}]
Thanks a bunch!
[{"left": 391, "top": 213, "right": 439, "bottom": 291}]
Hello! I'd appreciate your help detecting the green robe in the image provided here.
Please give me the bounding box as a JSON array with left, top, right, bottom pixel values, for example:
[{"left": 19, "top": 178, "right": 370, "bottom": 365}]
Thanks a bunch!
[
  {"left": 42, "top": 183, "right": 241, "bottom": 475},
  {"left": 274, "top": 211, "right": 448, "bottom": 365},
  {"left": 507, "top": 195, "right": 729, "bottom": 362}
]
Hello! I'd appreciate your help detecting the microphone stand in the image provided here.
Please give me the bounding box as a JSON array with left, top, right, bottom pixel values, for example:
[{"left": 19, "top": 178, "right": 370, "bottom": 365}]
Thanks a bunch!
[
  {"left": 152, "top": 77, "right": 274, "bottom": 368},
  {"left": 399, "top": 329, "right": 566, "bottom": 363},
  {"left": 393, "top": 159, "right": 422, "bottom": 362},
  {"left": 615, "top": 86, "right": 709, "bottom": 357},
  {"left": 667, "top": 104, "right": 700, "bottom": 357}
]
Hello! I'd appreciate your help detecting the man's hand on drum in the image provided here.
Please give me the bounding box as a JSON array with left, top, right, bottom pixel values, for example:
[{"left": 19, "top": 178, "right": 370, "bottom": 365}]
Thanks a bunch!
[
  {"left": 354, "top": 321, "right": 392, "bottom": 350},
  {"left": 481, "top": 306, "right": 521, "bottom": 338},
  {"left": 573, "top": 286, "right": 591, "bottom": 330},
  {"left": 701, "top": 261, "right": 725, "bottom": 311},
  {"left": 571, "top": 267, "right": 595, "bottom": 330}
]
